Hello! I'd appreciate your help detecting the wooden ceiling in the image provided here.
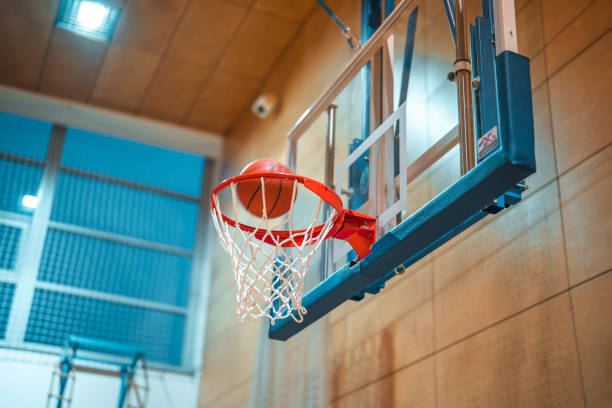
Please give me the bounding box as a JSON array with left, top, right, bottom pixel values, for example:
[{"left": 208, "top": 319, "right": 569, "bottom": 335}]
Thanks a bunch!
[{"left": 0, "top": 0, "right": 317, "bottom": 134}]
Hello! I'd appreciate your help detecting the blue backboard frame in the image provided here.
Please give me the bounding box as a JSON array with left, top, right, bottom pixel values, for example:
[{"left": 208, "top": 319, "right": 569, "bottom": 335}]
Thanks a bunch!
[
  {"left": 269, "top": 0, "right": 535, "bottom": 341},
  {"left": 270, "top": 51, "right": 535, "bottom": 340}
]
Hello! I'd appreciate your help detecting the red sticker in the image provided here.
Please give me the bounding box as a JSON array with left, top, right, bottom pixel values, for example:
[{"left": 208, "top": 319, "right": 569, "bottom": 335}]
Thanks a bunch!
[{"left": 478, "top": 126, "right": 499, "bottom": 160}]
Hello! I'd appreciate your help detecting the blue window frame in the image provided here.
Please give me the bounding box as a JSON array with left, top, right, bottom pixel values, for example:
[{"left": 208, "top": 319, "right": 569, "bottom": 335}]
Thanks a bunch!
[{"left": 0, "top": 111, "right": 207, "bottom": 369}]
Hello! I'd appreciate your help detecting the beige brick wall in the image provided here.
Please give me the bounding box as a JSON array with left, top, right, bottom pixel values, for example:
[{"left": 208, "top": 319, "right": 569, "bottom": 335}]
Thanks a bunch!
[{"left": 200, "top": 0, "right": 612, "bottom": 406}]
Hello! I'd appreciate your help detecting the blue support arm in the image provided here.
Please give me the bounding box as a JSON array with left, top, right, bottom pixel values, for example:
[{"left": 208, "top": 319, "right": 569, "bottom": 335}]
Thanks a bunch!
[
  {"left": 67, "top": 335, "right": 146, "bottom": 359},
  {"left": 57, "top": 335, "right": 148, "bottom": 408}
]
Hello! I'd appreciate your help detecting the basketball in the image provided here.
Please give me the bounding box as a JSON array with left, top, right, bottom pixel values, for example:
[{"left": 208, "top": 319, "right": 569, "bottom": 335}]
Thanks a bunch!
[{"left": 237, "top": 159, "right": 296, "bottom": 218}]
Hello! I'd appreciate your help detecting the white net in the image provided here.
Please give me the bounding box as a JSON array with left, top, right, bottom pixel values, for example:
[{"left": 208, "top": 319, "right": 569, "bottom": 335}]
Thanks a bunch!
[{"left": 211, "top": 177, "right": 337, "bottom": 325}]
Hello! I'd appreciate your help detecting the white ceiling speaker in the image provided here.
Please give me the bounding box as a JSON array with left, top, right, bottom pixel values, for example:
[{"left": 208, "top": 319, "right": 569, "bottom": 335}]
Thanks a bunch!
[{"left": 251, "top": 94, "right": 278, "bottom": 119}]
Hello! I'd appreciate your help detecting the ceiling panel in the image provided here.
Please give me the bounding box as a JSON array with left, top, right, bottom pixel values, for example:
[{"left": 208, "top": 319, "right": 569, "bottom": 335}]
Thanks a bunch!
[
  {"left": 91, "top": 45, "right": 160, "bottom": 111},
  {"left": 38, "top": 29, "right": 107, "bottom": 101},
  {"left": 112, "top": 0, "right": 188, "bottom": 54},
  {"left": 139, "top": 57, "right": 212, "bottom": 122},
  {"left": 253, "top": 0, "right": 315, "bottom": 21},
  {"left": 184, "top": 71, "right": 259, "bottom": 134},
  {"left": 0, "top": 0, "right": 315, "bottom": 134},
  {"left": 219, "top": 9, "right": 300, "bottom": 80},
  {"left": 0, "top": 12, "right": 52, "bottom": 89},
  {"left": 0, "top": 0, "right": 59, "bottom": 24},
  {"left": 167, "top": 0, "right": 247, "bottom": 69}
]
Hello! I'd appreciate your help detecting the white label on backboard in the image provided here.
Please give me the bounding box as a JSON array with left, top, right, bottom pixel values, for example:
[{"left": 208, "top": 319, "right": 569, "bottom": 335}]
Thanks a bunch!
[{"left": 478, "top": 126, "right": 499, "bottom": 160}]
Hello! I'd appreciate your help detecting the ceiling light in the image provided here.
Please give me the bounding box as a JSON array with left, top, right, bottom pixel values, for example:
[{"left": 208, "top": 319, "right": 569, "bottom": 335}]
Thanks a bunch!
[
  {"left": 56, "top": 0, "right": 120, "bottom": 42},
  {"left": 77, "top": 2, "right": 109, "bottom": 30},
  {"left": 22, "top": 195, "right": 39, "bottom": 209}
]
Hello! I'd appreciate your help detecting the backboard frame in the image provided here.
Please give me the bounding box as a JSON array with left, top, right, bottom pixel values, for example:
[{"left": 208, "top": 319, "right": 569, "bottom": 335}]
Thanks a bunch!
[{"left": 269, "top": 0, "right": 535, "bottom": 340}]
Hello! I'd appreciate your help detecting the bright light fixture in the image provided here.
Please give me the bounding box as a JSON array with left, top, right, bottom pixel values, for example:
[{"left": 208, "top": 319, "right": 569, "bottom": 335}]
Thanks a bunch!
[
  {"left": 56, "top": 0, "right": 120, "bottom": 42},
  {"left": 22, "top": 195, "right": 39, "bottom": 209},
  {"left": 77, "top": 1, "right": 109, "bottom": 30}
]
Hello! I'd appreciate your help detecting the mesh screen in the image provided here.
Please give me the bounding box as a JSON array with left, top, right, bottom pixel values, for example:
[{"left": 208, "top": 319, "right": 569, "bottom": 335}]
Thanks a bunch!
[
  {"left": 38, "top": 229, "right": 191, "bottom": 306},
  {"left": 51, "top": 172, "right": 199, "bottom": 249},
  {"left": 0, "top": 225, "right": 21, "bottom": 270},
  {"left": 0, "top": 159, "right": 44, "bottom": 215},
  {"left": 0, "top": 111, "right": 205, "bottom": 369},
  {"left": 0, "top": 283, "right": 16, "bottom": 339},
  {"left": 0, "top": 112, "right": 51, "bottom": 160},
  {"left": 25, "top": 289, "right": 185, "bottom": 366},
  {"left": 61, "top": 127, "right": 204, "bottom": 197}
]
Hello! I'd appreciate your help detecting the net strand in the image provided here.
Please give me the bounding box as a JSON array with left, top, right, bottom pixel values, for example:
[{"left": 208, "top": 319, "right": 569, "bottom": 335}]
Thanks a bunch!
[{"left": 211, "top": 177, "right": 336, "bottom": 325}]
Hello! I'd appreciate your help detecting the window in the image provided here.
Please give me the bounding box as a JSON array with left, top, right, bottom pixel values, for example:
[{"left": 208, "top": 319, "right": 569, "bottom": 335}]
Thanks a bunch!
[{"left": 0, "top": 112, "right": 207, "bottom": 369}]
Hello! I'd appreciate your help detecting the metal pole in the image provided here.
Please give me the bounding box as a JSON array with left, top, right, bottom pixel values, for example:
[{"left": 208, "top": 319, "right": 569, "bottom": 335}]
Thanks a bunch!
[
  {"left": 454, "top": 0, "right": 476, "bottom": 174},
  {"left": 324, "top": 104, "right": 337, "bottom": 190},
  {"left": 286, "top": 138, "right": 297, "bottom": 172},
  {"left": 321, "top": 104, "right": 338, "bottom": 281}
]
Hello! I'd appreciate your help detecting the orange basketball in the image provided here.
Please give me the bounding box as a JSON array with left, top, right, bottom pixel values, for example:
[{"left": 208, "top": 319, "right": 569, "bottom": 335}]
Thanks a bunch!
[{"left": 237, "top": 159, "right": 296, "bottom": 218}]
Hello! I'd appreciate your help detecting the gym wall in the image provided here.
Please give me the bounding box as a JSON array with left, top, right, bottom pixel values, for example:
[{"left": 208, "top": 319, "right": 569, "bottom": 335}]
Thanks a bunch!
[{"left": 200, "top": 0, "right": 612, "bottom": 406}]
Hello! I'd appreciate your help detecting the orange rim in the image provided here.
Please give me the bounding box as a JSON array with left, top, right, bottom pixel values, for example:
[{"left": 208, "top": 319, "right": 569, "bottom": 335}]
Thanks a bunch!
[{"left": 210, "top": 172, "right": 345, "bottom": 247}]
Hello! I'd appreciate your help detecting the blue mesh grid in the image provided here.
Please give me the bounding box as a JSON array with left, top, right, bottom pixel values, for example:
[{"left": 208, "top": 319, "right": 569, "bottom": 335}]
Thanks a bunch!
[
  {"left": 38, "top": 229, "right": 191, "bottom": 306},
  {"left": 0, "top": 225, "right": 22, "bottom": 270},
  {"left": 0, "top": 159, "right": 44, "bottom": 216},
  {"left": 61, "top": 128, "right": 204, "bottom": 197},
  {"left": 51, "top": 172, "right": 199, "bottom": 249},
  {"left": 0, "top": 117, "right": 205, "bottom": 368},
  {"left": 0, "top": 282, "right": 16, "bottom": 339},
  {"left": 0, "top": 112, "right": 51, "bottom": 160},
  {"left": 25, "top": 289, "right": 185, "bottom": 365}
]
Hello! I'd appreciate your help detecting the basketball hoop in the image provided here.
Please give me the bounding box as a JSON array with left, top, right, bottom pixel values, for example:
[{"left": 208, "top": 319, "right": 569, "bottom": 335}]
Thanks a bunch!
[{"left": 210, "top": 170, "right": 376, "bottom": 325}]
